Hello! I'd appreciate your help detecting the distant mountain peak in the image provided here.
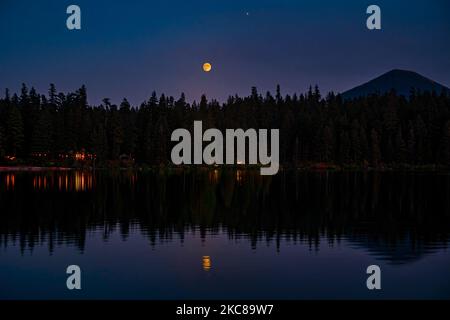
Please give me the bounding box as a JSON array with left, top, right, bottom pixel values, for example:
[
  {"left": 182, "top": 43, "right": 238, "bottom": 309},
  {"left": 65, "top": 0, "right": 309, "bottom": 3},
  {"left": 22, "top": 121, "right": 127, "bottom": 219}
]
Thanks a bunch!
[{"left": 342, "top": 69, "right": 450, "bottom": 99}]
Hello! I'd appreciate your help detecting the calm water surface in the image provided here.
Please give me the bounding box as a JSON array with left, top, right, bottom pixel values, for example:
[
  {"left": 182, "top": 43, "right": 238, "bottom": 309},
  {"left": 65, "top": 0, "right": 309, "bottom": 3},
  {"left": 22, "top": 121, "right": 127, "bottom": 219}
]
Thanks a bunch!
[{"left": 0, "top": 169, "right": 449, "bottom": 299}]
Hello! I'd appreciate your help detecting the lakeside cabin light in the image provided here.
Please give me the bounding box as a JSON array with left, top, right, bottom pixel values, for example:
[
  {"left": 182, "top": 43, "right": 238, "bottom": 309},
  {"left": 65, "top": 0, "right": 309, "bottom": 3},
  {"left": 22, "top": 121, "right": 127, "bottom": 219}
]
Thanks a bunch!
[
  {"left": 57, "top": 151, "right": 96, "bottom": 161},
  {"left": 4, "top": 155, "right": 17, "bottom": 161}
]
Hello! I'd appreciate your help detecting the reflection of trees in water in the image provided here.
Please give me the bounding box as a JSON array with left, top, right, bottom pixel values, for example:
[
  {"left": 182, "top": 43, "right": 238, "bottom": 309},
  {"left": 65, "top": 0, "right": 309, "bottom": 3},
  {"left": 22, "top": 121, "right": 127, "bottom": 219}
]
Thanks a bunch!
[{"left": 0, "top": 170, "right": 449, "bottom": 262}]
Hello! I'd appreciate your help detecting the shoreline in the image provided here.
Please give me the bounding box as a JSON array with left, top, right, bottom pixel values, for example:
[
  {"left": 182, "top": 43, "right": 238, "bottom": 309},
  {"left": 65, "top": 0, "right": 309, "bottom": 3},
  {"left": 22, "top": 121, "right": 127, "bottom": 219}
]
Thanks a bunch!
[
  {"left": 0, "top": 166, "right": 73, "bottom": 172},
  {"left": 1, "top": 164, "right": 449, "bottom": 173}
]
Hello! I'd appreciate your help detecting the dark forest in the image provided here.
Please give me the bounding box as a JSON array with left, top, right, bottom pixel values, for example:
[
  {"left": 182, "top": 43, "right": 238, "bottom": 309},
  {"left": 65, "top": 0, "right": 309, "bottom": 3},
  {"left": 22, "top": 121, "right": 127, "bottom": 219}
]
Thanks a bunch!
[{"left": 1, "top": 84, "right": 450, "bottom": 168}]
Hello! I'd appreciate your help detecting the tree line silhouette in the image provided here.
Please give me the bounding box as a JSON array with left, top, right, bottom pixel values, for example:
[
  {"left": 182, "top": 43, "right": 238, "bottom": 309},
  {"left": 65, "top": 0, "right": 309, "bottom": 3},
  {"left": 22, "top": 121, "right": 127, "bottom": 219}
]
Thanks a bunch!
[{"left": 0, "top": 83, "right": 450, "bottom": 167}]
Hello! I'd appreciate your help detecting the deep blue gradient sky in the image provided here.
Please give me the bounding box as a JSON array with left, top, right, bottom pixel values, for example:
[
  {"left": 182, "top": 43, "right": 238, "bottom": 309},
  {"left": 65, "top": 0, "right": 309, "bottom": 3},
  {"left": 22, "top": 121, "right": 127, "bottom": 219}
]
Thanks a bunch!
[{"left": 1, "top": 0, "right": 449, "bottom": 105}]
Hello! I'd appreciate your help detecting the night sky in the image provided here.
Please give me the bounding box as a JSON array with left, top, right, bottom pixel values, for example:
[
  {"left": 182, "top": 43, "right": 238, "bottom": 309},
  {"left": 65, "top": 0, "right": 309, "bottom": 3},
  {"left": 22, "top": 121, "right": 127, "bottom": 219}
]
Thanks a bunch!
[{"left": 1, "top": 0, "right": 449, "bottom": 105}]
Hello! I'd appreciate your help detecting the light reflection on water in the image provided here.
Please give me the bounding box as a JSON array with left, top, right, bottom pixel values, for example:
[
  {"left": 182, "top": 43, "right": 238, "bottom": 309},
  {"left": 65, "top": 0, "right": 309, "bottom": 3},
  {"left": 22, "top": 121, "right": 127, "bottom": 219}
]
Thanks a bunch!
[
  {"left": 3, "top": 171, "right": 96, "bottom": 192},
  {"left": 5, "top": 173, "right": 15, "bottom": 190},
  {"left": 0, "top": 169, "right": 450, "bottom": 299}
]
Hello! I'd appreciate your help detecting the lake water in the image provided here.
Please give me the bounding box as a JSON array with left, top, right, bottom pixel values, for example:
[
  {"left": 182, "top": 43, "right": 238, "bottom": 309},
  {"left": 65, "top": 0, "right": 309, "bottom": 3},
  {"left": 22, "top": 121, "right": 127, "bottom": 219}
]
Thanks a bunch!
[{"left": 0, "top": 169, "right": 449, "bottom": 299}]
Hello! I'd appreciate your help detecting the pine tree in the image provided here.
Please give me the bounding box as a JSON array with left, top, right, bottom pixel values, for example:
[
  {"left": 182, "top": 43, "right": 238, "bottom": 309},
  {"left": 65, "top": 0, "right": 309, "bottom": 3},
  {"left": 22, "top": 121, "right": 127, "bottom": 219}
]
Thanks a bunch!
[
  {"left": 174, "top": 93, "right": 188, "bottom": 129},
  {"left": 313, "top": 85, "right": 321, "bottom": 103},
  {"left": 19, "top": 83, "right": 34, "bottom": 156},
  {"left": 359, "top": 126, "right": 369, "bottom": 163},
  {"left": 322, "top": 125, "right": 334, "bottom": 162},
  {"left": 386, "top": 137, "right": 394, "bottom": 163},
  {"left": 119, "top": 98, "right": 137, "bottom": 157},
  {"left": 371, "top": 129, "right": 381, "bottom": 167},
  {"left": 415, "top": 116, "right": 427, "bottom": 164},
  {"left": 92, "top": 123, "right": 108, "bottom": 162},
  {"left": 338, "top": 130, "right": 350, "bottom": 164},
  {"left": 251, "top": 86, "right": 258, "bottom": 101},
  {"left": 31, "top": 106, "right": 53, "bottom": 154},
  {"left": 407, "top": 121, "right": 416, "bottom": 164},
  {"left": 143, "top": 119, "right": 153, "bottom": 162},
  {"left": 276, "top": 85, "right": 282, "bottom": 104},
  {"left": 440, "top": 121, "right": 450, "bottom": 166},
  {"left": 6, "top": 104, "right": 24, "bottom": 156},
  {"left": 395, "top": 128, "right": 407, "bottom": 163},
  {"left": 350, "top": 120, "right": 362, "bottom": 163},
  {"left": 152, "top": 112, "right": 169, "bottom": 165},
  {"left": 48, "top": 84, "right": 57, "bottom": 105},
  {"left": 107, "top": 104, "right": 124, "bottom": 159},
  {"left": 0, "top": 126, "right": 5, "bottom": 158}
]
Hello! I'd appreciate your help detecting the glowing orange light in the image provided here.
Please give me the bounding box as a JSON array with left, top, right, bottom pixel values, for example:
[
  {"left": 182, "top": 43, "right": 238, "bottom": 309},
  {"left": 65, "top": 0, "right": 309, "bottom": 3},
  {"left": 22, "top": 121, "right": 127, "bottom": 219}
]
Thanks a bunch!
[{"left": 202, "top": 256, "right": 212, "bottom": 271}]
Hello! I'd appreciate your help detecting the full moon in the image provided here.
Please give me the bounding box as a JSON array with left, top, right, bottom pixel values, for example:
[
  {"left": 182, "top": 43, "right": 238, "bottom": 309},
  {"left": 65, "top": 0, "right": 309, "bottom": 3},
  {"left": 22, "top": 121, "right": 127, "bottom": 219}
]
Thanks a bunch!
[{"left": 203, "top": 62, "right": 212, "bottom": 72}]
